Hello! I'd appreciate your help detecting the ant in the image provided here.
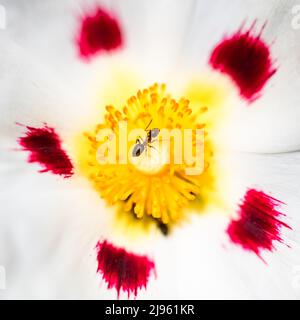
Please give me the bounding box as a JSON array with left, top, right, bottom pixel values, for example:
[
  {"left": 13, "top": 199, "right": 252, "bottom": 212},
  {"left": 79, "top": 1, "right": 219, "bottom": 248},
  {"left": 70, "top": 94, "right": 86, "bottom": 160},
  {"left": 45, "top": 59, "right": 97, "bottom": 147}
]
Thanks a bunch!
[{"left": 132, "top": 119, "right": 160, "bottom": 157}]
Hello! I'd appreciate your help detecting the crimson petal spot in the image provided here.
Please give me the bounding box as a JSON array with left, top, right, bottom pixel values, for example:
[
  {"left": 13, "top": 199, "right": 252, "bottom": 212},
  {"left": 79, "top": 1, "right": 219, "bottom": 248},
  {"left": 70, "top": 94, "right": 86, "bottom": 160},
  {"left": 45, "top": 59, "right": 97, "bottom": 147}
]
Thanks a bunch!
[
  {"left": 17, "top": 124, "right": 74, "bottom": 178},
  {"left": 209, "top": 23, "right": 276, "bottom": 102},
  {"left": 77, "top": 7, "right": 123, "bottom": 60},
  {"left": 96, "top": 240, "right": 155, "bottom": 298},
  {"left": 227, "top": 189, "right": 291, "bottom": 260}
]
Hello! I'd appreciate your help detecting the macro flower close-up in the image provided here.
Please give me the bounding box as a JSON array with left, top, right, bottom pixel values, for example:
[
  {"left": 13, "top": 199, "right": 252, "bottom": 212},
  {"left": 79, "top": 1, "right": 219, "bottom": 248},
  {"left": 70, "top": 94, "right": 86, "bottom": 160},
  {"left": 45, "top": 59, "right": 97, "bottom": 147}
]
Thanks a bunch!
[{"left": 1, "top": 0, "right": 300, "bottom": 301}]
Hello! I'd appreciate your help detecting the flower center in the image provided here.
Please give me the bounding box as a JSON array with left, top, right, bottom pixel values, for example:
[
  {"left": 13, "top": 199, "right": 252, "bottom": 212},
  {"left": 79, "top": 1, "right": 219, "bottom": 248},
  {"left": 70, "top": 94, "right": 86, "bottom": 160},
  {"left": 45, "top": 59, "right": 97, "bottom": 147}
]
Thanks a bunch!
[
  {"left": 77, "top": 83, "right": 214, "bottom": 225},
  {"left": 130, "top": 138, "right": 169, "bottom": 175}
]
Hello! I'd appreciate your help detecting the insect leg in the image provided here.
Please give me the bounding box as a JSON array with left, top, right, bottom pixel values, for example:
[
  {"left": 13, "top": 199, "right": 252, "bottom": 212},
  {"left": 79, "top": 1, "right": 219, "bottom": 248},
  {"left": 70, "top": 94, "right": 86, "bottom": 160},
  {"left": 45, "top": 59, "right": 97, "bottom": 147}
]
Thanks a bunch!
[
  {"left": 136, "top": 136, "right": 143, "bottom": 144},
  {"left": 148, "top": 144, "right": 158, "bottom": 151}
]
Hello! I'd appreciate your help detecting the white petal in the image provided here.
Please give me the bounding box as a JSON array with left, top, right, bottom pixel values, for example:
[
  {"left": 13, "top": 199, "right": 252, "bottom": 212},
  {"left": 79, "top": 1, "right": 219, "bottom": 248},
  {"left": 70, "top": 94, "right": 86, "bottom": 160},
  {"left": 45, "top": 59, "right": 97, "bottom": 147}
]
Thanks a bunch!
[
  {"left": 150, "top": 151, "right": 300, "bottom": 299},
  {"left": 1, "top": 0, "right": 300, "bottom": 300},
  {"left": 176, "top": 0, "right": 300, "bottom": 152}
]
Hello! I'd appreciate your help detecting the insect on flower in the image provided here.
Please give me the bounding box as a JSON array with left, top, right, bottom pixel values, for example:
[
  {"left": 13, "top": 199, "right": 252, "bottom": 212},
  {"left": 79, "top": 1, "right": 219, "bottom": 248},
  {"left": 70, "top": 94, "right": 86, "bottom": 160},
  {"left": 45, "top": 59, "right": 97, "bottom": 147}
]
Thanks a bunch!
[
  {"left": 7, "top": 0, "right": 298, "bottom": 300},
  {"left": 132, "top": 119, "right": 160, "bottom": 157}
]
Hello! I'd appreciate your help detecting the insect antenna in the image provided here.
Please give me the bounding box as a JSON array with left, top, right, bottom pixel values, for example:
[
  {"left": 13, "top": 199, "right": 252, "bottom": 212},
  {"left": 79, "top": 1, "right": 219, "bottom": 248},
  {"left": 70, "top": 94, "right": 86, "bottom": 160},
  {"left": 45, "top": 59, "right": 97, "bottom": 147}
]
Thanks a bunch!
[{"left": 145, "top": 119, "right": 153, "bottom": 130}]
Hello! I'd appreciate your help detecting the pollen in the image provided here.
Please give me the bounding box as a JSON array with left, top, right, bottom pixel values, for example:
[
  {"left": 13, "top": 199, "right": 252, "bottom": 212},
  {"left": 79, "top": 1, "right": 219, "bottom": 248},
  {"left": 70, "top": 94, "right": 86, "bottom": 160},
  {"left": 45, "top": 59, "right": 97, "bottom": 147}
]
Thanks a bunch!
[{"left": 77, "top": 83, "right": 215, "bottom": 225}]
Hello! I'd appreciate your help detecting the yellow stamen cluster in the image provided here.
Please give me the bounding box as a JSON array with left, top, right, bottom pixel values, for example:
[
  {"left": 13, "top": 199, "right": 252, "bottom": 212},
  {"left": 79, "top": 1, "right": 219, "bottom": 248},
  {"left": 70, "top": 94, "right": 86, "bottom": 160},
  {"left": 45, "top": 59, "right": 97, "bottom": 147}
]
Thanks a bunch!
[{"left": 80, "top": 83, "right": 214, "bottom": 225}]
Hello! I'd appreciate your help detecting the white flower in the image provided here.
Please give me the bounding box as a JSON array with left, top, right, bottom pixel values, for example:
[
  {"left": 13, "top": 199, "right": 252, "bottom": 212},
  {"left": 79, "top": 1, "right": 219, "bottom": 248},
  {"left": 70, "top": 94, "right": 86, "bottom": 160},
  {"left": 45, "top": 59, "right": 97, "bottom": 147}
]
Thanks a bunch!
[{"left": 0, "top": 0, "right": 300, "bottom": 299}]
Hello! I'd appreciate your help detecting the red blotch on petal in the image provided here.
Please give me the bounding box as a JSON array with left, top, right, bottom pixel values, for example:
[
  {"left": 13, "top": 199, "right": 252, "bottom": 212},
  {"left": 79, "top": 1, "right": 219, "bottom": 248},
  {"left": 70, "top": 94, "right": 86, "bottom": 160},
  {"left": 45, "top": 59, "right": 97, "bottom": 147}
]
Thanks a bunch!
[
  {"left": 227, "top": 189, "right": 291, "bottom": 260},
  {"left": 96, "top": 240, "right": 155, "bottom": 298},
  {"left": 77, "top": 7, "right": 123, "bottom": 60},
  {"left": 209, "top": 23, "right": 276, "bottom": 102},
  {"left": 17, "top": 124, "right": 74, "bottom": 178}
]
